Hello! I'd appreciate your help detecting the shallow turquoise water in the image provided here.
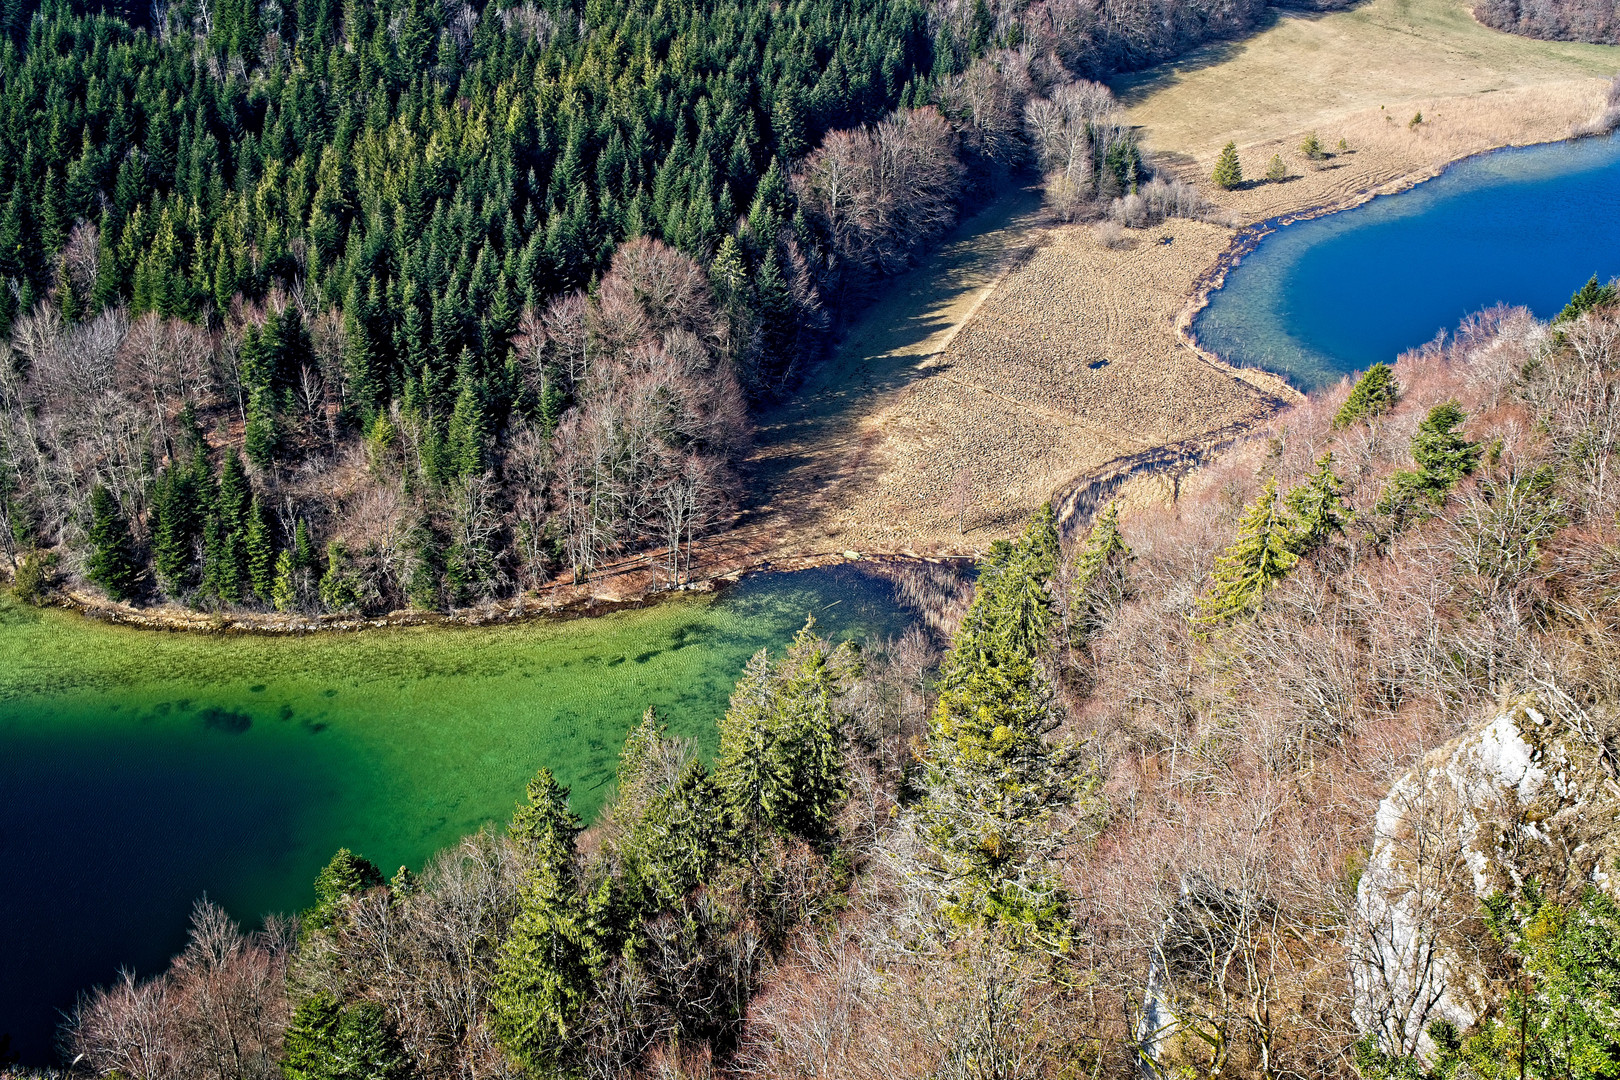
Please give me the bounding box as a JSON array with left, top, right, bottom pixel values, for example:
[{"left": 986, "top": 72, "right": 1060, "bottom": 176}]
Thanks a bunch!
[
  {"left": 0, "top": 567, "right": 914, "bottom": 1063},
  {"left": 1194, "top": 133, "right": 1620, "bottom": 389}
]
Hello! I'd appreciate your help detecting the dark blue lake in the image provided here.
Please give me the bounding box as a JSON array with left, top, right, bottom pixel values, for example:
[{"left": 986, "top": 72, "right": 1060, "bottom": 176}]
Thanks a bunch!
[{"left": 1194, "top": 133, "right": 1620, "bottom": 390}]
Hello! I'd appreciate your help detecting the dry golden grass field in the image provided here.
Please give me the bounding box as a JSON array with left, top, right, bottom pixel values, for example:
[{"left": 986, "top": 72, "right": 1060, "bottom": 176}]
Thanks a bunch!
[{"left": 1116, "top": 0, "right": 1619, "bottom": 161}]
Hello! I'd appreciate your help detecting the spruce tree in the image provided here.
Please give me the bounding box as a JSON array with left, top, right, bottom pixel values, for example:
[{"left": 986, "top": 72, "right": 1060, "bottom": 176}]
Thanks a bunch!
[
  {"left": 206, "top": 448, "right": 253, "bottom": 602},
  {"left": 1411, "top": 400, "right": 1480, "bottom": 494},
  {"left": 305, "top": 848, "right": 383, "bottom": 936},
  {"left": 281, "top": 992, "right": 342, "bottom": 1080},
  {"left": 294, "top": 518, "right": 316, "bottom": 569},
  {"left": 86, "top": 485, "right": 140, "bottom": 602},
  {"left": 446, "top": 374, "right": 486, "bottom": 479},
  {"left": 272, "top": 549, "right": 299, "bottom": 612},
  {"left": 1266, "top": 154, "right": 1287, "bottom": 182},
  {"left": 1069, "top": 499, "right": 1132, "bottom": 641},
  {"left": 245, "top": 497, "right": 276, "bottom": 602},
  {"left": 1553, "top": 275, "right": 1617, "bottom": 328},
  {"left": 329, "top": 1004, "right": 405, "bottom": 1080},
  {"left": 917, "top": 506, "right": 1085, "bottom": 945},
  {"left": 244, "top": 387, "right": 279, "bottom": 469},
  {"left": 151, "top": 467, "right": 201, "bottom": 595},
  {"left": 608, "top": 709, "right": 721, "bottom": 913},
  {"left": 1073, "top": 500, "right": 1130, "bottom": 588},
  {"left": 1212, "top": 141, "right": 1242, "bottom": 189},
  {"left": 713, "top": 618, "right": 858, "bottom": 844},
  {"left": 1333, "top": 363, "right": 1400, "bottom": 428},
  {"left": 281, "top": 994, "right": 404, "bottom": 1080},
  {"left": 1194, "top": 477, "right": 1299, "bottom": 627},
  {"left": 319, "top": 540, "right": 361, "bottom": 612},
  {"left": 490, "top": 770, "right": 596, "bottom": 1076},
  {"left": 1286, "top": 453, "right": 1349, "bottom": 553}
]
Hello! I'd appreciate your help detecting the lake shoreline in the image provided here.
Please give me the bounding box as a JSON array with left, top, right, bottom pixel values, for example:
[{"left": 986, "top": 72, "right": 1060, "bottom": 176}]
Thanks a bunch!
[
  {"left": 1176, "top": 103, "right": 1620, "bottom": 390},
  {"left": 17, "top": 549, "right": 975, "bottom": 636},
  {"left": 14, "top": 90, "right": 1615, "bottom": 637}
]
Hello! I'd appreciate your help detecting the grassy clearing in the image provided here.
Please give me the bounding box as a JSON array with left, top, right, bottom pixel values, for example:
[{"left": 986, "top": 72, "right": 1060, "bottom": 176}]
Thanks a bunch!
[{"left": 1115, "top": 0, "right": 1620, "bottom": 158}]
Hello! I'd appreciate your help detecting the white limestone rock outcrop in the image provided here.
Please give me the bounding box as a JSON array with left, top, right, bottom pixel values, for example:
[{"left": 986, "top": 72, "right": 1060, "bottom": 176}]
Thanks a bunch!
[{"left": 1351, "top": 695, "right": 1620, "bottom": 1060}]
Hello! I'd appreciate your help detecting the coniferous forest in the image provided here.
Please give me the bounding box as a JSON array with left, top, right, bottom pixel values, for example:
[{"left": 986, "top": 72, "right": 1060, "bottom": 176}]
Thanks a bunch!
[{"left": 0, "top": 0, "right": 1279, "bottom": 613}]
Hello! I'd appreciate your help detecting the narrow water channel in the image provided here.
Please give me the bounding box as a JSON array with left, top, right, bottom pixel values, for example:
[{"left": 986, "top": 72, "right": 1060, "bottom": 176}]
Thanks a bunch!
[
  {"left": 1194, "top": 133, "right": 1620, "bottom": 389},
  {"left": 0, "top": 566, "right": 916, "bottom": 1062}
]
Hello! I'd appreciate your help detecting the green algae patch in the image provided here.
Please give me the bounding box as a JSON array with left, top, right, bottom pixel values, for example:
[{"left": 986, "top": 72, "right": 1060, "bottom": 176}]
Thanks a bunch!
[{"left": 0, "top": 566, "right": 912, "bottom": 1059}]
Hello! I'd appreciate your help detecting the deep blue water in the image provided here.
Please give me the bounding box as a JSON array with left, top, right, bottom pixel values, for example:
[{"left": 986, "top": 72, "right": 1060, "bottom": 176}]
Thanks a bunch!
[{"left": 1194, "top": 133, "right": 1620, "bottom": 390}]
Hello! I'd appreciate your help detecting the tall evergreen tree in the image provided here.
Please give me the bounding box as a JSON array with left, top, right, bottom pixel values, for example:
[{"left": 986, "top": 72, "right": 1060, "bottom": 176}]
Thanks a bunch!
[
  {"left": 1072, "top": 500, "right": 1130, "bottom": 588},
  {"left": 304, "top": 848, "right": 384, "bottom": 936},
  {"left": 1068, "top": 499, "right": 1132, "bottom": 641},
  {"left": 1286, "top": 452, "right": 1349, "bottom": 553},
  {"left": 85, "top": 485, "right": 139, "bottom": 601},
  {"left": 713, "top": 619, "right": 858, "bottom": 844},
  {"left": 245, "top": 497, "right": 276, "bottom": 602},
  {"left": 1553, "top": 274, "right": 1618, "bottom": 327},
  {"left": 916, "top": 505, "right": 1085, "bottom": 946},
  {"left": 1194, "top": 477, "right": 1299, "bottom": 627},
  {"left": 490, "top": 769, "right": 597, "bottom": 1076},
  {"left": 151, "top": 465, "right": 203, "bottom": 594},
  {"left": 281, "top": 993, "right": 343, "bottom": 1080},
  {"left": 1333, "top": 362, "right": 1400, "bottom": 429},
  {"left": 272, "top": 548, "right": 300, "bottom": 612},
  {"left": 1411, "top": 400, "right": 1481, "bottom": 493}
]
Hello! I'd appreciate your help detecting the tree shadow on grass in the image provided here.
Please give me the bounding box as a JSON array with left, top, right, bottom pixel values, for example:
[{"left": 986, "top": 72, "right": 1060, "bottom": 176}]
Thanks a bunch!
[{"left": 741, "top": 185, "right": 1048, "bottom": 524}]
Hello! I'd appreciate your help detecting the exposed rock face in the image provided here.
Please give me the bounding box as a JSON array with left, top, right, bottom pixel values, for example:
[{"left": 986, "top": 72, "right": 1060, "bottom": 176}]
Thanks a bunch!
[{"left": 1352, "top": 696, "right": 1620, "bottom": 1060}]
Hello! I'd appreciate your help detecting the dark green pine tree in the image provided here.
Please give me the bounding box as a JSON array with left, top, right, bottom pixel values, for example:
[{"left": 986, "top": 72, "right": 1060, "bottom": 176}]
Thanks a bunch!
[
  {"left": 209, "top": 449, "right": 253, "bottom": 602},
  {"left": 1553, "top": 274, "right": 1618, "bottom": 327},
  {"left": 244, "top": 387, "right": 279, "bottom": 469},
  {"left": 405, "top": 516, "right": 443, "bottom": 611},
  {"left": 282, "top": 992, "right": 343, "bottom": 1080},
  {"left": 218, "top": 451, "right": 250, "bottom": 520},
  {"left": 328, "top": 1004, "right": 406, "bottom": 1080},
  {"left": 294, "top": 518, "right": 317, "bottom": 570},
  {"left": 1286, "top": 453, "right": 1349, "bottom": 553},
  {"left": 713, "top": 619, "right": 858, "bottom": 844},
  {"left": 245, "top": 497, "right": 277, "bottom": 603},
  {"left": 1193, "top": 477, "right": 1299, "bottom": 628},
  {"left": 446, "top": 367, "right": 487, "bottom": 479},
  {"left": 151, "top": 466, "right": 203, "bottom": 595},
  {"left": 85, "top": 485, "right": 140, "bottom": 602},
  {"left": 1333, "top": 363, "right": 1400, "bottom": 429},
  {"left": 490, "top": 770, "right": 597, "bottom": 1076},
  {"left": 305, "top": 848, "right": 384, "bottom": 937},
  {"left": 607, "top": 708, "right": 721, "bottom": 915},
  {"left": 204, "top": 514, "right": 244, "bottom": 603},
  {"left": 1411, "top": 400, "right": 1481, "bottom": 496},
  {"left": 280, "top": 994, "right": 404, "bottom": 1080}
]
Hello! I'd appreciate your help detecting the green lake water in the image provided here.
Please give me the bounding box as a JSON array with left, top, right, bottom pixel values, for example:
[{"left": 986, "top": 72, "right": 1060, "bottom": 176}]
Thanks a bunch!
[{"left": 0, "top": 566, "right": 915, "bottom": 1063}]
